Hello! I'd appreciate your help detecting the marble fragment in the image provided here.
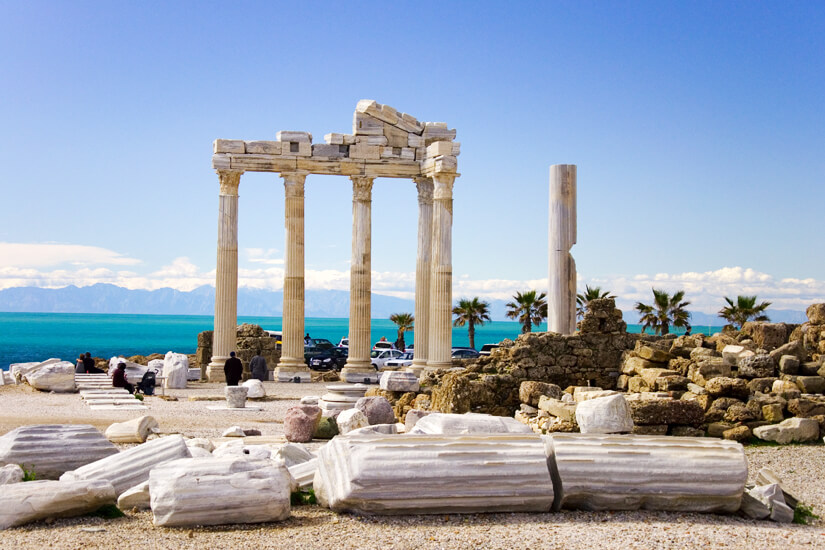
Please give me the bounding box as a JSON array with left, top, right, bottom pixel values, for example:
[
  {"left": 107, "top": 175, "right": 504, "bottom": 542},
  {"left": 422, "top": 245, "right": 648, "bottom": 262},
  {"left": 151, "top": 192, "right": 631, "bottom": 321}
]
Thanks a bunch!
[
  {"left": 163, "top": 352, "right": 189, "bottom": 389},
  {"left": 379, "top": 371, "right": 419, "bottom": 392},
  {"left": 752, "top": 417, "right": 820, "bottom": 444},
  {"left": 242, "top": 378, "right": 266, "bottom": 399},
  {"left": 105, "top": 415, "right": 159, "bottom": 444},
  {"left": 26, "top": 361, "right": 76, "bottom": 392},
  {"left": 336, "top": 409, "right": 369, "bottom": 434},
  {"left": 0, "top": 464, "right": 24, "bottom": 484},
  {"left": 0, "top": 479, "right": 116, "bottom": 530},
  {"left": 225, "top": 386, "right": 248, "bottom": 408},
  {"left": 574, "top": 394, "right": 633, "bottom": 434},
  {"left": 407, "top": 413, "right": 533, "bottom": 435},
  {"left": 117, "top": 480, "right": 150, "bottom": 511}
]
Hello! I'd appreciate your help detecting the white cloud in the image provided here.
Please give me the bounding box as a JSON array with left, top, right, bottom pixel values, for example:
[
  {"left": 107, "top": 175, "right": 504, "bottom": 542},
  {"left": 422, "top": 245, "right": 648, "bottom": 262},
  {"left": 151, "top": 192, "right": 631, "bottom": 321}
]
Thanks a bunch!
[
  {"left": 0, "top": 242, "right": 140, "bottom": 268},
  {"left": 245, "top": 248, "right": 284, "bottom": 265}
]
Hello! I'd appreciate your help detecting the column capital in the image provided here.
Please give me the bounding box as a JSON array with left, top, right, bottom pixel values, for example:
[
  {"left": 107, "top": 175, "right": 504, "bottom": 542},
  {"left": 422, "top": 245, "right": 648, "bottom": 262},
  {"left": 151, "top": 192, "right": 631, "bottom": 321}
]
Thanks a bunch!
[
  {"left": 433, "top": 174, "right": 455, "bottom": 201},
  {"left": 217, "top": 170, "right": 243, "bottom": 195},
  {"left": 351, "top": 175, "right": 375, "bottom": 202},
  {"left": 281, "top": 171, "right": 308, "bottom": 197},
  {"left": 414, "top": 177, "right": 434, "bottom": 204}
]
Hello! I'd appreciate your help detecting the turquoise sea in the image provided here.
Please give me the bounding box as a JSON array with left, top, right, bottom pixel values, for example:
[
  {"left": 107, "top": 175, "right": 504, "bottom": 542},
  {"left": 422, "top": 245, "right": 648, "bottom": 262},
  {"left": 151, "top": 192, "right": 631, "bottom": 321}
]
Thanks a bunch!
[{"left": 0, "top": 312, "right": 725, "bottom": 370}]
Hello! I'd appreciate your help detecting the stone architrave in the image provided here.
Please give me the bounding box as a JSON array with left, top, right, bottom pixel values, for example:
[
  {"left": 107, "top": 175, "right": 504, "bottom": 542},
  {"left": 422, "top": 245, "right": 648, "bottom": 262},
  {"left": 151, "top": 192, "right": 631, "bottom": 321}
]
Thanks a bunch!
[
  {"left": 427, "top": 174, "right": 455, "bottom": 369},
  {"left": 274, "top": 172, "right": 312, "bottom": 383},
  {"left": 548, "top": 164, "right": 576, "bottom": 335},
  {"left": 341, "top": 176, "right": 377, "bottom": 382},
  {"left": 411, "top": 177, "right": 433, "bottom": 374},
  {"left": 0, "top": 479, "right": 116, "bottom": 530},
  {"left": 208, "top": 170, "right": 242, "bottom": 382}
]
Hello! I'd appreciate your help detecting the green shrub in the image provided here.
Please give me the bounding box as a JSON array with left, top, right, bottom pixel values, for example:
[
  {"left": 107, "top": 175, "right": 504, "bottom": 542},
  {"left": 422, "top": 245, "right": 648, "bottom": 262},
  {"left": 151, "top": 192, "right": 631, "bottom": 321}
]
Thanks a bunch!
[
  {"left": 290, "top": 488, "right": 317, "bottom": 506},
  {"left": 794, "top": 502, "right": 819, "bottom": 525},
  {"left": 21, "top": 465, "right": 36, "bottom": 481}
]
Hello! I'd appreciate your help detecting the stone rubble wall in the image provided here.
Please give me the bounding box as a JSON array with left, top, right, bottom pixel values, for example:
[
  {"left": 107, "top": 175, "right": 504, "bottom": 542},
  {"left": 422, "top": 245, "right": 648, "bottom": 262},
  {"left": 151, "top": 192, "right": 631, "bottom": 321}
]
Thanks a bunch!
[{"left": 195, "top": 324, "right": 281, "bottom": 379}]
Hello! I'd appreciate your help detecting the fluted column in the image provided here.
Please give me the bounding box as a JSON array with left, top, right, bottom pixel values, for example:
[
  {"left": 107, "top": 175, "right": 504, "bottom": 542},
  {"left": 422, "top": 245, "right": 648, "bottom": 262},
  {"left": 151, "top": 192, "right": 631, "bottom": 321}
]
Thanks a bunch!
[
  {"left": 410, "top": 177, "right": 433, "bottom": 375},
  {"left": 207, "top": 170, "right": 243, "bottom": 382},
  {"left": 548, "top": 164, "right": 577, "bottom": 334},
  {"left": 341, "top": 176, "right": 377, "bottom": 383},
  {"left": 427, "top": 174, "right": 455, "bottom": 369},
  {"left": 275, "top": 171, "right": 311, "bottom": 382}
]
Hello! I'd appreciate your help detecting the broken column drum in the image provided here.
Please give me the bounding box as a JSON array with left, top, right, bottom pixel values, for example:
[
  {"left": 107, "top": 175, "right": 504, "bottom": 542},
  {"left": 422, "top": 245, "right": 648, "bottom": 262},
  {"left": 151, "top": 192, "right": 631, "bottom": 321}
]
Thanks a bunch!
[
  {"left": 211, "top": 100, "right": 460, "bottom": 378},
  {"left": 548, "top": 164, "right": 576, "bottom": 335}
]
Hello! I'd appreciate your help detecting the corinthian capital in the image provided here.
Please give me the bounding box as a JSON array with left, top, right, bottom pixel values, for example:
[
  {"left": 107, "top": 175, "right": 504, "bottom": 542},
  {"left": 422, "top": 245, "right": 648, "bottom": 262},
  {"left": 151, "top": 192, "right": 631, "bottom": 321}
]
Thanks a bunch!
[
  {"left": 282, "top": 172, "right": 308, "bottom": 198},
  {"left": 414, "top": 177, "right": 434, "bottom": 205},
  {"left": 351, "top": 176, "right": 375, "bottom": 202},
  {"left": 217, "top": 170, "right": 243, "bottom": 195},
  {"left": 433, "top": 174, "right": 455, "bottom": 201}
]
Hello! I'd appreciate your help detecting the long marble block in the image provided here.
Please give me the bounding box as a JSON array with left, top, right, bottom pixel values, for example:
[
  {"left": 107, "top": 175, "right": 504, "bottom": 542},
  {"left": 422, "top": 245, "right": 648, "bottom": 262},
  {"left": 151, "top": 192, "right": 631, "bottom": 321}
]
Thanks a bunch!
[
  {"left": 0, "top": 479, "right": 116, "bottom": 530},
  {"left": 0, "top": 424, "right": 118, "bottom": 479},
  {"left": 547, "top": 434, "right": 747, "bottom": 513},
  {"left": 314, "top": 434, "right": 554, "bottom": 514},
  {"left": 407, "top": 413, "right": 533, "bottom": 435},
  {"left": 60, "top": 434, "right": 191, "bottom": 496},
  {"left": 150, "top": 457, "right": 291, "bottom": 527}
]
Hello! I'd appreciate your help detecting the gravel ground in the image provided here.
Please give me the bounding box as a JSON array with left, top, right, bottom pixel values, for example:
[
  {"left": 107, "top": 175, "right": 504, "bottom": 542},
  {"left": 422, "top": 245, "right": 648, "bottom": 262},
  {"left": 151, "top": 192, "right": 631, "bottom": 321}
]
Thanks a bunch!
[{"left": 1, "top": 381, "right": 824, "bottom": 549}]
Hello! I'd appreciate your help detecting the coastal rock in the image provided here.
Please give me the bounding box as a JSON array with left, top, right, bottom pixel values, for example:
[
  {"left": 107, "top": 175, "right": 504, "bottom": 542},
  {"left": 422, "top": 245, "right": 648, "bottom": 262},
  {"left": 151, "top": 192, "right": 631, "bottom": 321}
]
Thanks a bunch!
[
  {"left": 242, "top": 379, "right": 266, "bottom": 399},
  {"left": 117, "top": 481, "right": 150, "bottom": 511},
  {"left": 163, "top": 352, "right": 189, "bottom": 389},
  {"left": 0, "top": 464, "right": 24, "bottom": 485},
  {"left": 379, "top": 371, "right": 419, "bottom": 392},
  {"left": 105, "top": 415, "right": 159, "bottom": 444},
  {"left": 741, "top": 322, "right": 789, "bottom": 350},
  {"left": 0, "top": 479, "right": 116, "bottom": 530},
  {"left": 60, "top": 434, "right": 191, "bottom": 496},
  {"left": 355, "top": 396, "right": 396, "bottom": 425},
  {"left": 225, "top": 386, "right": 248, "bottom": 408},
  {"left": 314, "top": 434, "right": 554, "bottom": 514},
  {"left": 769, "top": 341, "right": 806, "bottom": 366},
  {"left": 575, "top": 394, "right": 633, "bottom": 434},
  {"left": 407, "top": 413, "right": 533, "bottom": 435},
  {"left": 705, "top": 377, "right": 750, "bottom": 399},
  {"left": 752, "top": 417, "right": 820, "bottom": 444},
  {"left": 284, "top": 405, "right": 322, "bottom": 443},
  {"left": 26, "top": 361, "right": 76, "bottom": 392},
  {"left": 688, "top": 360, "right": 731, "bottom": 386},
  {"left": 149, "top": 457, "right": 291, "bottom": 527},
  {"left": 0, "top": 424, "right": 118, "bottom": 479},
  {"left": 336, "top": 409, "right": 369, "bottom": 435}
]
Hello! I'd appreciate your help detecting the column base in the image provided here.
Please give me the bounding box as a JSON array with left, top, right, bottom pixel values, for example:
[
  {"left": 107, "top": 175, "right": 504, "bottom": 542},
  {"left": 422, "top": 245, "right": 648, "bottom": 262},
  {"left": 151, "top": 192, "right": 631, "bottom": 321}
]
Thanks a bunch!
[
  {"left": 425, "top": 361, "right": 452, "bottom": 371},
  {"left": 274, "top": 361, "right": 312, "bottom": 383},
  {"left": 207, "top": 357, "right": 228, "bottom": 383},
  {"left": 339, "top": 366, "right": 380, "bottom": 384},
  {"left": 405, "top": 365, "right": 426, "bottom": 378}
]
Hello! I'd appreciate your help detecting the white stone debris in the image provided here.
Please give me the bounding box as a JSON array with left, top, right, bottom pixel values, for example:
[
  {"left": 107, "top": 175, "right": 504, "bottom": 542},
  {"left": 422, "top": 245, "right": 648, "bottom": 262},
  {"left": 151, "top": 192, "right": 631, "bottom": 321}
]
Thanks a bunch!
[
  {"left": 185, "top": 438, "right": 215, "bottom": 453},
  {"left": 721, "top": 345, "right": 746, "bottom": 366},
  {"left": 274, "top": 443, "right": 314, "bottom": 468},
  {"left": 0, "top": 424, "right": 118, "bottom": 479},
  {"left": 188, "top": 446, "right": 213, "bottom": 458},
  {"left": 163, "top": 352, "right": 189, "bottom": 389},
  {"left": 60, "top": 434, "right": 191, "bottom": 496},
  {"left": 221, "top": 426, "right": 246, "bottom": 437},
  {"left": 0, "top": 464, "right": 24, "bottom": 485},
  {"left": 242, "top": 378, "right": 266, "bottom": 399},
  {"left": 752, "top": 417, "right": 820, "bottom": 444},
  {"left": 149, "top": 457, "right": 291, "bottom": 527},
  {"left": 225, "top": 386, "right": 248, "bottom": 408},
  {"left": 212, "top": 440, "right": 271, "bottom": 460},
  {"left": 314, "top": 434, "right": 554, "bottom": 514},
  {"left": 104, "top": 415, "right": 159, "bottom": 444},
  {"left": 318, "top": 384, "right": 369, "bottom": 415},
  {"left": 117, "top": 480, "right": 150, "bottom": 511},
  {"left": 0, "top": 479, "right": 116, "bottom": 530},
  {"left": 11, "top": 359, "right": 59, "bottom": 383},
  {"left": 547, "top": 433, "right": 747, "bottom": 513},
  {"left": 407, "top": 413, "right": 533, "bottom": 435},
  {"left": 379, "top": 371, "right": 420, "bottom": 392},
  {"left": 25, "top": 361, "right": 76, "bottom": 392},
  {"left": 746, "top": 483, "right": 794, "bottom": 523},
  {"left": 335, "top": 408, "right": 370, "bottom": 435},
  {"left": 346, "top": 424, "right": 398, "bottom": 436},
  {"left": 287, "top": 457, "right": 318, "bottom": 490},
  {"left": 574, "top": 394, "right": 633, "bottom": 434},
  {"left": 300, "top": 395, "right": 320, "bottom": 405}
]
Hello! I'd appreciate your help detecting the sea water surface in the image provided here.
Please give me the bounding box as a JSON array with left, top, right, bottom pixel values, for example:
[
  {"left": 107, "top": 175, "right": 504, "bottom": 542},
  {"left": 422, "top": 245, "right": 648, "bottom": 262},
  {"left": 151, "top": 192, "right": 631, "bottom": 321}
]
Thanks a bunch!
[{"left": 0, "top": 312, "right": 724, "bottom": 370}]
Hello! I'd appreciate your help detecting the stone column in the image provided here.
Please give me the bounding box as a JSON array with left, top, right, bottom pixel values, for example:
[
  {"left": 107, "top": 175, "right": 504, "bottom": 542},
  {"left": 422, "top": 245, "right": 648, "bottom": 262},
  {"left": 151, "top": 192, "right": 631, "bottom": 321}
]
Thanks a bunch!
[
  {"left": 274, "top": 172, "right": 312, "bottom": 383},
  {"left": 207, "top": 170, "right": 242, "bottom": 382},
  {"left": 341, "top": 176, "right": 378, "bottom": 383},
  {"left": 427, "top": 174, "right": 455, "bottom": 370},
  {"left": 548, "top": 164, "right": 577, "bottom": 334},
  {"left": 409, "top": 177, "right": 433, "bottom": 376}
]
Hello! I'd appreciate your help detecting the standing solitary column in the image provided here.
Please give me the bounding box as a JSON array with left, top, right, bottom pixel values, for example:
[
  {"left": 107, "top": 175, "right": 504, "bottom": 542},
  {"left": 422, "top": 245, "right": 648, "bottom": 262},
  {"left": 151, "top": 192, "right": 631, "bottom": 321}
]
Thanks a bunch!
[
  {"left": 410, "top": 177, "right": 433, "bottom": 375},
  {"left": 427, "top": 174, "right": 455, "bottom": 370},
  {"left": 275, "top": 171, "right": 312, "bottom": 382},
  {"left": 548, "top": 164, "right": 577, "bottom": 334},
  {"left": 341, "top": 176, "right": 376, "bottom": 383},
  {"left": 208, "top": 170, "right": 243, "bottom": 382}
]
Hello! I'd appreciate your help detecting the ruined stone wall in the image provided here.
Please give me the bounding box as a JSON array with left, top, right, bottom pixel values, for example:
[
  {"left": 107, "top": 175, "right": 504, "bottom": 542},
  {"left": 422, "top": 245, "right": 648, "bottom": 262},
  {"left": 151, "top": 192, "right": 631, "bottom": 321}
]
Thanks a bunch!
[{"left": 195, "top": 323, "right": 281, "bottom": 379}]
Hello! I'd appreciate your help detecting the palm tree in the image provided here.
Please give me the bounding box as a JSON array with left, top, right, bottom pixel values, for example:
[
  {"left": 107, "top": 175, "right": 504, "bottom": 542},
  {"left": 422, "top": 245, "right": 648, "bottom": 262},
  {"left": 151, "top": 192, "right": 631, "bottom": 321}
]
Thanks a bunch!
[
  {"left": 635, "top": 288, "right": 691, "bottom": 335},
  {"left": 389, "top": 312, "right": 414, "bottom": 351},
  {"left": 505, "top": 290, "right": 548, "bottom": 334},
  {"left": 452, "top": 297, "right": 491, "bottom": 349},
  {"left": 718, "top": 295, "right": 771, "bottom": 330},
  {"left": 576, "top": 285, "right": 616, "bottom": 318}
]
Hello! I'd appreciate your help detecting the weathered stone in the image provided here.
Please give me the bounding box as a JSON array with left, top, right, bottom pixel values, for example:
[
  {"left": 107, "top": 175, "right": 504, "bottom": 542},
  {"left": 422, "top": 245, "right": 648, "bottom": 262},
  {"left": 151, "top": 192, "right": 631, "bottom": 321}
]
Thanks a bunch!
[
  {"left": 314, "top": 434, "right": 554, "bottom": 514},
  {"left": 379, "top": 371, "right": 419, "bottom": 392},
  {"left": 724, "top": 403, "right": 756, "bottom": 423},
  {"left": 150, "top": 457, "right": 291, "bottom": 527},
  {"left": 688, "top": 360, "right": 731, "bottom": 386},
  {"left": 628, "top": 376, "right": 649, "bottom": 393},
  {"left": 105, "top": 416, "right": 158, "bottom": 444},
  {"left": 762, "top": 403, "right": 784, "bottom": 422},
  {"left": 221, "top": 426, "right": 245, "bottom": 437},
  {"left": 639, "top": 368, "right": 678, "bottom": 389},
  {"left": 26, "top": 361, "right": 76, "bottom": 392},
  {"left": 739, "top": 490, "right": 771, "bottom": 520},
  {"left": 629, "top": 399, "right": 705, "bottom": 426},
  {"left": 707, "top": 422, "right": 735, "bottom": 437},
  {"left": 722, "top": 425, "right": 751, "bottom": 442},
  {"left": 408, "top": 413, "right": 532, "bottom": 435},
  {"left": 163, "top": 352, "right": 189, "bottom": 389},
  {"left": 225, "top": 386, "right": 248, "bottom": 408},
  {"left": 670, "top": 426, "right": 705, "bottom": 437},
  {"left": 313, "top": 417, "right": 339, "bottom": 439},
  {"left": 770, "top": 341, "right": 806, "bottom": 366},
  {"left": 336, "top": 408, "right": 369, "bottom": 434},
  {"left": 575, "top": 394, "right": 633, "bottom": 434},
  {"left": 117, "top": 480, "right": 150, "bottom": 511},
  {"left": 752, "top": 417, "right": 820, "bottom": 444},
  {"left": 795, "top": 376, "right": 825, "bottom": 394},
  {"left": 690, "top": 347, "right": 717, "bottom": 361},
  {"left": 721, "top": 345, "right": 746, "bottom": 366},
  {"left": 748, "top": 483, "right": 794, "bottom": 523},
  {"left": 538, "top": 396, "right": 578, "bottom": 423},
  {"left": 705, "top": 377, "right": 750, "bottom": 399},
  {"left": 0, "top": 479, "right": 116, "bottom": 529},
  {"left": 736, "top": 354, "right": 775, "bottom": 378},
  {"left": 242, "top": 379, "right": 266, "bottom": 399},
  {"left": 284, "top": 405, "right": 322, "bottom": 443},
  {"left": 807, "top": 303, "right": 825, "bottom": 324},
  {"left": 355, "top": 396, "right": 396, "bottom": 425},
  {"left": 0, "top": 425, "right": 118, "bottom": 480},
  {"left": 772, "top": 380, "right": 802, "bottom": 400},
  {"left": 518, "top": 381, "right": 562, "bottom": 406},
  {"left": 670, "top": 334, "right": 706, "bottom": 358},
  {"left": 622, "top": 356, "right": 658, "bottom": 375},
  {"left": 60, "top": 434, "right": 191, "bottom": 496},
  {"left": 741, "top": 322, "right": 789, "bottom": 350},
  {"left": 404, "top": 409, "right": 432, "bottom": 432},
  {"left": 748, "top": 377, "right": 777, "bottom": 394},
  {"left": 800, "top": 361, "right": 821, "bottom": 376},
  {"left": 0, "top": 464, "right": 24, "bottom": 485},
  {"left": 656, "top": 375, "right": 689, "bottom": 392},
  {"left": 631, "top": 424, "right": 668, "bottom": 435},
  {"left": 637, "top": 346, "right": 671, "bottom": 363},
  {"left": 787, "top": 398, "right": 825, "bottom": 417}
]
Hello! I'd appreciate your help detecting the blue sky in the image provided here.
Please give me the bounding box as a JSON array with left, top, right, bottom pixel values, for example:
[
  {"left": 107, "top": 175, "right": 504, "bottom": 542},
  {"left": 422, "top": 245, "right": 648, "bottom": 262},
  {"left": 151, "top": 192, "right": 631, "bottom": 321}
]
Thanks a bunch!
[{"left": 1, "top": 1, "right": 823, "bottom": 314}]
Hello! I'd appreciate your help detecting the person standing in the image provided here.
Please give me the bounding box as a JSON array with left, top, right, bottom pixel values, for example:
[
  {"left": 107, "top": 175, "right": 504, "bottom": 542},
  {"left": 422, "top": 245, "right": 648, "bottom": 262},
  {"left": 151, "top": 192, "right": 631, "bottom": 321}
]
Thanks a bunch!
[
  {"left": 224, "top": 351, "right": 243, "bottom": 386},
  {"left": 249, "top": 353, "right": 268, "bottom": 382}
]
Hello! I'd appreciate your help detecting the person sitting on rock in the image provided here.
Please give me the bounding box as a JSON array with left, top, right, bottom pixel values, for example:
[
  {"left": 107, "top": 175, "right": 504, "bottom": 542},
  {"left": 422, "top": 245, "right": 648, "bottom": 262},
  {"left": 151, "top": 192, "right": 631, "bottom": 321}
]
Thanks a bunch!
[
  {"left": 250, "top": 353, "right": 268, "bottom": 382},
  {"left": 224, "top": 351, "right": 243, "bottom": 386},
  {"left": 75, "top": 354, "right": 86, "bottom": 374},
  {"left": 112, "top": 362, "right": 134, "bottom": 394},
  {"left": 82, "top": 352, "right": 104, "bottom": 374}
]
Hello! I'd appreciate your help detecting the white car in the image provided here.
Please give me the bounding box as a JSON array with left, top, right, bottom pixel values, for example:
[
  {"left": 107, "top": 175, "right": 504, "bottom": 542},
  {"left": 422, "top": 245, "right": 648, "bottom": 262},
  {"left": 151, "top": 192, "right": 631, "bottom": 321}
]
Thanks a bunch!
[
  {"left": 370, "top": 349, "right": 404, "bottom": 370},
  {"left": 338, "top": 337, "right": 349, "bottom": 348},
  {"left": 384, "top": 351, "right": 414, "bottom": 368},
  {"left": 373, "top": 340, "right": 395, "bottom": 352}
]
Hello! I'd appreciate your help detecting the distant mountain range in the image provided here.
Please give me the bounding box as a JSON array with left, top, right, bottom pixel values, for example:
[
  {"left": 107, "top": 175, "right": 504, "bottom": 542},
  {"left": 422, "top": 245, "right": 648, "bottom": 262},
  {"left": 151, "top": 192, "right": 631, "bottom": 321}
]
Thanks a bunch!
[{"left": 0, "top": 283, "right": 808, "bottom": 324}]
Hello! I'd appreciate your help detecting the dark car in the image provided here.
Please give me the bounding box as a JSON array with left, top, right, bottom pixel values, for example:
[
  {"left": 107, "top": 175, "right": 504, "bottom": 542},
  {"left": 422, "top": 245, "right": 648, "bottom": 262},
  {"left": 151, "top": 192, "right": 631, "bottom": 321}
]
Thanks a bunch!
[
  {"left": 451, "top": 348, "right": 481, "bottom": 359},
  {"left": 306, "top": 338, "right": 335, "bottom": 350},
  {"left": 308, "top": 347, "right": 348, "bottom": 371}
]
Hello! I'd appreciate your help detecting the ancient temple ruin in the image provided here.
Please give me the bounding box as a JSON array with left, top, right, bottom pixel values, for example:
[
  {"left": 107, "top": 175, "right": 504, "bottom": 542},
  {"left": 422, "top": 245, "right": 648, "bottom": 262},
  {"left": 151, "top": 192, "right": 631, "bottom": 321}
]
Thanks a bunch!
[{"left": 208, "top": 100, "right": 460, "bottom": 382}]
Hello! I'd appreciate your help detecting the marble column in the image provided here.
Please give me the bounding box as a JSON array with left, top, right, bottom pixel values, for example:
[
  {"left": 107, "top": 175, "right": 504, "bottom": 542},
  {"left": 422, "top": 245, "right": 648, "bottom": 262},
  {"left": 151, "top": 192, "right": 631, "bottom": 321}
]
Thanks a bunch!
[
  {"left": 341, "top": 176, "right": 378, "bottom": 383},
  {"left": 207, "top": 170, "right": 243, "bottom": 382},
  {"left": 427, "top": 174, "right": 455, "bottom": 370},
  {"left": 548, "top": 164, "right": 577, "bottom": 334},
  {"left": 409, "top": 177, "right": 433, "bottom": 376},
  {"left": 274, "top": 171, "right": 312, "bottom": 382}
]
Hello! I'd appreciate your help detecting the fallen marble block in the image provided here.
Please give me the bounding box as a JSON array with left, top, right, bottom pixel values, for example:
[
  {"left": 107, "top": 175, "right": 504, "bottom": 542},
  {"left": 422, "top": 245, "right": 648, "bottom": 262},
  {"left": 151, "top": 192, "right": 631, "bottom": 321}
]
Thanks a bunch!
[
  {"left": 222, "top": 426, "right": 246, "bottom": 437},
  {"left": 163, "top": 352, "right": 189, "bottom": 389},
  {"left": 0, "top": 424, "right": 118, "bottom": 479},
  {"left": 150, "top": 457, "right": 291, "bottom": 527},
  {"left": 0, "top": 479, "right": 115, "bottom": 530},
  {"left": 0, "top": 464, "right": 24, "bottom": 484},
  {"left": 407, "top": 413, "right": 533, "bottom": 435},
  {"left": 753, "top": 417, "right": 820, "bottom": 444},
  {"left": 404, "top": 409, "right": 432, "bottom": 432},
  {"left": 26, "top": 361, "right": 76, "bottom": 392},
  {"left": 346, "top": 424, "right": 398, "bottom": 436},
  {"left": 242, "top": 378, "right": 266, "bottom": 398},
  {"left": 274, "top": 443, "right": 314, "bottom": 468},
  {"left": 11, "top": 359, "right": 59, "bottom": 382},
  {"left": 60, "top": 434, "right": 191, "bottom": 496},
  {"left": 185, "top": 438, "right": 214, "bottom": 453},
  {"left": 547, "top": 433, "right": 747, "bottom": 513},
  {"left": 225, "top": 386, "right": 248, "bottom": 408},
  {"left": 747, "top": 483, "right": 794, "bottom": 523},
  {"left": 314, "top": 434, "right": 554, "bottom": 514},
  {"left": 213, "top": 440, "right": 271, "bottom": 460},
  {"left": 188, "top": 447, "right": 213, "bottom": 458},
  {"left": 336, "top": 408, "right": 369, "bottom": 434},
  {"left": 379, "top": 371, "right": 419, "bottom": 392},
  {"left": 105, "top": 415, "right": 159, "bottom": 443},
  {"left": 117, "top": 480, "right": 150, "bottom": 511},
  {"left": 288, "top": 457, "right": 318, "bottom": 489},
  {"left": 574, "top": 394, "right": 633, "bottom": 434}
]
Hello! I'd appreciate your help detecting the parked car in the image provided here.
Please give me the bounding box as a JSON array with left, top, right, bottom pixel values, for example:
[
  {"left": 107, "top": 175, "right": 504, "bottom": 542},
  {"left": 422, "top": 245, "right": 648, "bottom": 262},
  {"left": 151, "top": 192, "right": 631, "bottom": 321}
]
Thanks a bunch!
[
  {"left": 265, "top": 330, "right": 282, "bottom": 349},
  {"left": 479, "top": 343, "right": 500, "bottom": 356},
  {"left": 373, "top": 340, "right": 395, "bottom": 351},
  {"left": 370, "top": 349, "right": 405, "bottom": 370},
  {"left": 384, "top": 351, "right": 414, "bottom": 368},
  {"left": 309, "top": 347, "right": 348, "bottom": 371},
  {"left": 306, "top": 338, "right": 335, "bottom": 350},
  {"left": 451, "top": 348, "right": 481, "bottom": 359},
  {"left": 338, "top": 337, "right": 349, "bottom": 348}
]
